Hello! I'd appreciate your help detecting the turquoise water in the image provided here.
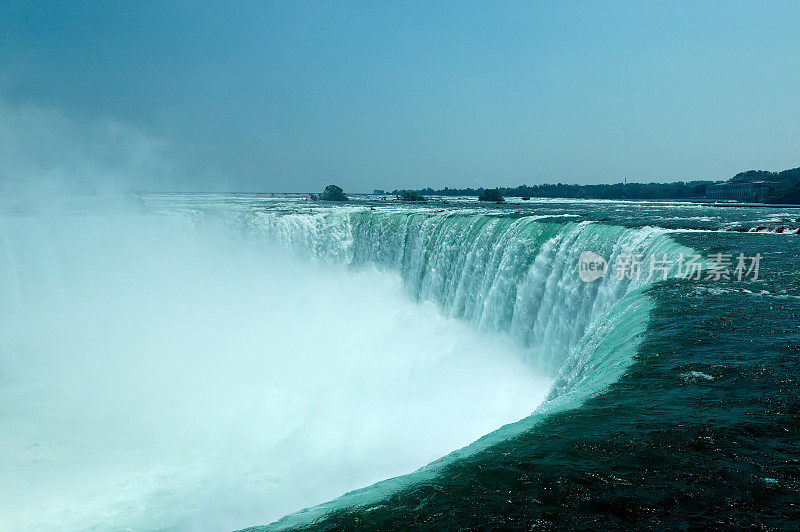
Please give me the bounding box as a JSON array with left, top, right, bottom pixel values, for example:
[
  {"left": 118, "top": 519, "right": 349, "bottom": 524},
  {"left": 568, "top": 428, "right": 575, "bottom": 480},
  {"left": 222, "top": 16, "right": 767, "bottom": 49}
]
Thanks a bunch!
[
  {"left": 1, "top": 194, "right": 798, "bottom": 529},
  {"left": 229, "top": 196, "right": 799, "bottom": 529},
  {"left": 272, "top": 228, "right": 800, "bottom": 529}
]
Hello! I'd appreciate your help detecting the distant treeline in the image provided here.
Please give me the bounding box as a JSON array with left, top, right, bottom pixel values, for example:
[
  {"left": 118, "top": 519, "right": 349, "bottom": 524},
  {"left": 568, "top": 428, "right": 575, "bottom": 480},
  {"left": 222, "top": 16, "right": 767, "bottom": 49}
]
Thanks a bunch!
[
  {"left": 731, "top": 167, "right": 800, "bottom": 183},
  {"left": 392, "top": 181, "right": 713, "bottom": 200},
  {"left": 390, "top": 166, "right": 800, "bottom": 203}
]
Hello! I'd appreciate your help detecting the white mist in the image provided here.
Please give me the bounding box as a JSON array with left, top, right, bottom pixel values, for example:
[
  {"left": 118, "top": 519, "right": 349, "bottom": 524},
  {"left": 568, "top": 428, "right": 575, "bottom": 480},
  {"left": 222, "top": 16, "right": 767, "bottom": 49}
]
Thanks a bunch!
[{"left": 0, "top": 206, "right": 551, "bottom": 530}]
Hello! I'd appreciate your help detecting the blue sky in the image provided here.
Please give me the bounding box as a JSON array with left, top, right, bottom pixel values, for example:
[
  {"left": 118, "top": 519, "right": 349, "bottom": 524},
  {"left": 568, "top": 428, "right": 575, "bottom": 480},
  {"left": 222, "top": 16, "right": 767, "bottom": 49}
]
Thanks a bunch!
[{"left": 1, "top": 1, "right": 799, "bottom": 192}]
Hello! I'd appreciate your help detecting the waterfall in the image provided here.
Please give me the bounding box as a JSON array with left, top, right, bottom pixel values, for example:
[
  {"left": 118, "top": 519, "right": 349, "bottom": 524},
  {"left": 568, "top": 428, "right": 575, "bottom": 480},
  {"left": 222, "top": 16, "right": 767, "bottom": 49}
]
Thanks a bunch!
[
  {"left": 0, "top": 201, "right": 695, "bottom": 530},
  {"left": 245, "top": 209, "right": 695, "bottom": 530},
  {"left": 243, "top": 210, "right": 690, "bottom": 377}
]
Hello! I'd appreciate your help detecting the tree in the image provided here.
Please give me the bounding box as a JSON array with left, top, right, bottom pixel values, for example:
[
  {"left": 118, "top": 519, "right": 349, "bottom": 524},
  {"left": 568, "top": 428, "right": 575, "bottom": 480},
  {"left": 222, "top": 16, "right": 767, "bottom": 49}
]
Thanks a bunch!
[{"left": 319, "top": 184, "right": 348, "bottom": 201}]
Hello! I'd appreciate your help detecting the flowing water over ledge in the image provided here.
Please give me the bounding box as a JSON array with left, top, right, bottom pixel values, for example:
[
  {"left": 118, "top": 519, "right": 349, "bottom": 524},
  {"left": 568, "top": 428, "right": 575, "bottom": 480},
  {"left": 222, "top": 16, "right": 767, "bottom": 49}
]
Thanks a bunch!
[
  {"left": 2, "top": 194, "right": 798, "bottom": 530},
  {"left": 230, "top": 206, "right": 693, "bottom": 528}
]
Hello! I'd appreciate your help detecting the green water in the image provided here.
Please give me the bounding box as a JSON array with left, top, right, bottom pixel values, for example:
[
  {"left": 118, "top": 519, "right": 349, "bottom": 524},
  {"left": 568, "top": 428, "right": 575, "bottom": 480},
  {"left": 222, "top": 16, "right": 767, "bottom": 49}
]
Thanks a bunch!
[
  {"left": 4, "top": 193, "right": 797, "bottom": 529},
  {"left": 263, "top": 213, "right": 800, "bottom": 529},
  {"left": 217, "top": 196, "right": 799, "bottom": 530}
]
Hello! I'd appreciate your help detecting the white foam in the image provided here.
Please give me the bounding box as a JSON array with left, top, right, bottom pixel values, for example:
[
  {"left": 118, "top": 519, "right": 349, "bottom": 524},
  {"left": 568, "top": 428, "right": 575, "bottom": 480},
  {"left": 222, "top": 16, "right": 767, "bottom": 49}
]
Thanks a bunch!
[
  {"left": 0, "top": 211, "right": 551, "bottom": 531},
  {"left": 680, "top": 371, "right": 715, "bottom": 382}
]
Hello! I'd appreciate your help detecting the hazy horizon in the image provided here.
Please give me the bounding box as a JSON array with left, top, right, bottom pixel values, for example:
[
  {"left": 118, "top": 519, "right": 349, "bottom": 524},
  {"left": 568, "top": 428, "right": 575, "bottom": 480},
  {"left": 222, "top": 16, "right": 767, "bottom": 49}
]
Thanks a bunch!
[{"left": 2, "top": 1, "right": 799, "bottom": 194}]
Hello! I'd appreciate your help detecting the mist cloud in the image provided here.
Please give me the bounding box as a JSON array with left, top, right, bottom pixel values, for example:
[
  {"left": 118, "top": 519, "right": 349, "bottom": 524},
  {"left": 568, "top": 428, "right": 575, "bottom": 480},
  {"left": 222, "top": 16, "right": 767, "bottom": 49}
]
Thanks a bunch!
[{"left": 0, "top": 100, "right": 222, "bottom": 197}]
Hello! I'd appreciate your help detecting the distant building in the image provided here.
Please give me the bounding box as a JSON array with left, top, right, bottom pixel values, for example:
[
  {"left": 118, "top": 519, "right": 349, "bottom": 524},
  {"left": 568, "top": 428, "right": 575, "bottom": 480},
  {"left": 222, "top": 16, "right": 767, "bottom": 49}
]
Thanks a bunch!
[
  {"left": 706, "top": 181, "right": 777, "bottom": 203},
  {"left": 373, "top": 189, "right": 385, "bottom": 195}
]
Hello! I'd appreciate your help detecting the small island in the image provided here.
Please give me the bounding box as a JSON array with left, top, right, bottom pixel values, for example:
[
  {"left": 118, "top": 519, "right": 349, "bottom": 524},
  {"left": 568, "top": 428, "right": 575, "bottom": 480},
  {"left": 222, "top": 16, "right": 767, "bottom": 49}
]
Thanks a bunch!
[
  {"left": 478, "top": 188, "right": 504, "bottom": 203},
  {"left": 397, "top": 190, "right": 426, "bottom": 202},
  {"left": 310, "top": 184, "right": 348, "bottom": 202}
]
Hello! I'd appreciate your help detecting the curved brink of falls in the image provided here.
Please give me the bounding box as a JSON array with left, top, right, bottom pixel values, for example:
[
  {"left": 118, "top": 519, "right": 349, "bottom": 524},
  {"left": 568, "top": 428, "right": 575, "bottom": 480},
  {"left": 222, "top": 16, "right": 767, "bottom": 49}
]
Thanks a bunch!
[{"left": 237, "top": 210, "right": 695, "bottom": 530}]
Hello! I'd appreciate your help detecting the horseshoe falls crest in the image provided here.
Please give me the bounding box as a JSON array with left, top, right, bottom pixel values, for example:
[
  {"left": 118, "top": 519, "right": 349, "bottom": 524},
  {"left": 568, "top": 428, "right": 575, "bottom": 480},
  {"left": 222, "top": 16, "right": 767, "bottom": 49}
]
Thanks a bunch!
[
  {"left": 0, "top": 197, "right": 696, "bottom": 530},
  {"left": 251, "top": 209, "right": 687, "bottom": 391},
  {"left": 238, "top": 207, "right": 694, "bottom": 527}
]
